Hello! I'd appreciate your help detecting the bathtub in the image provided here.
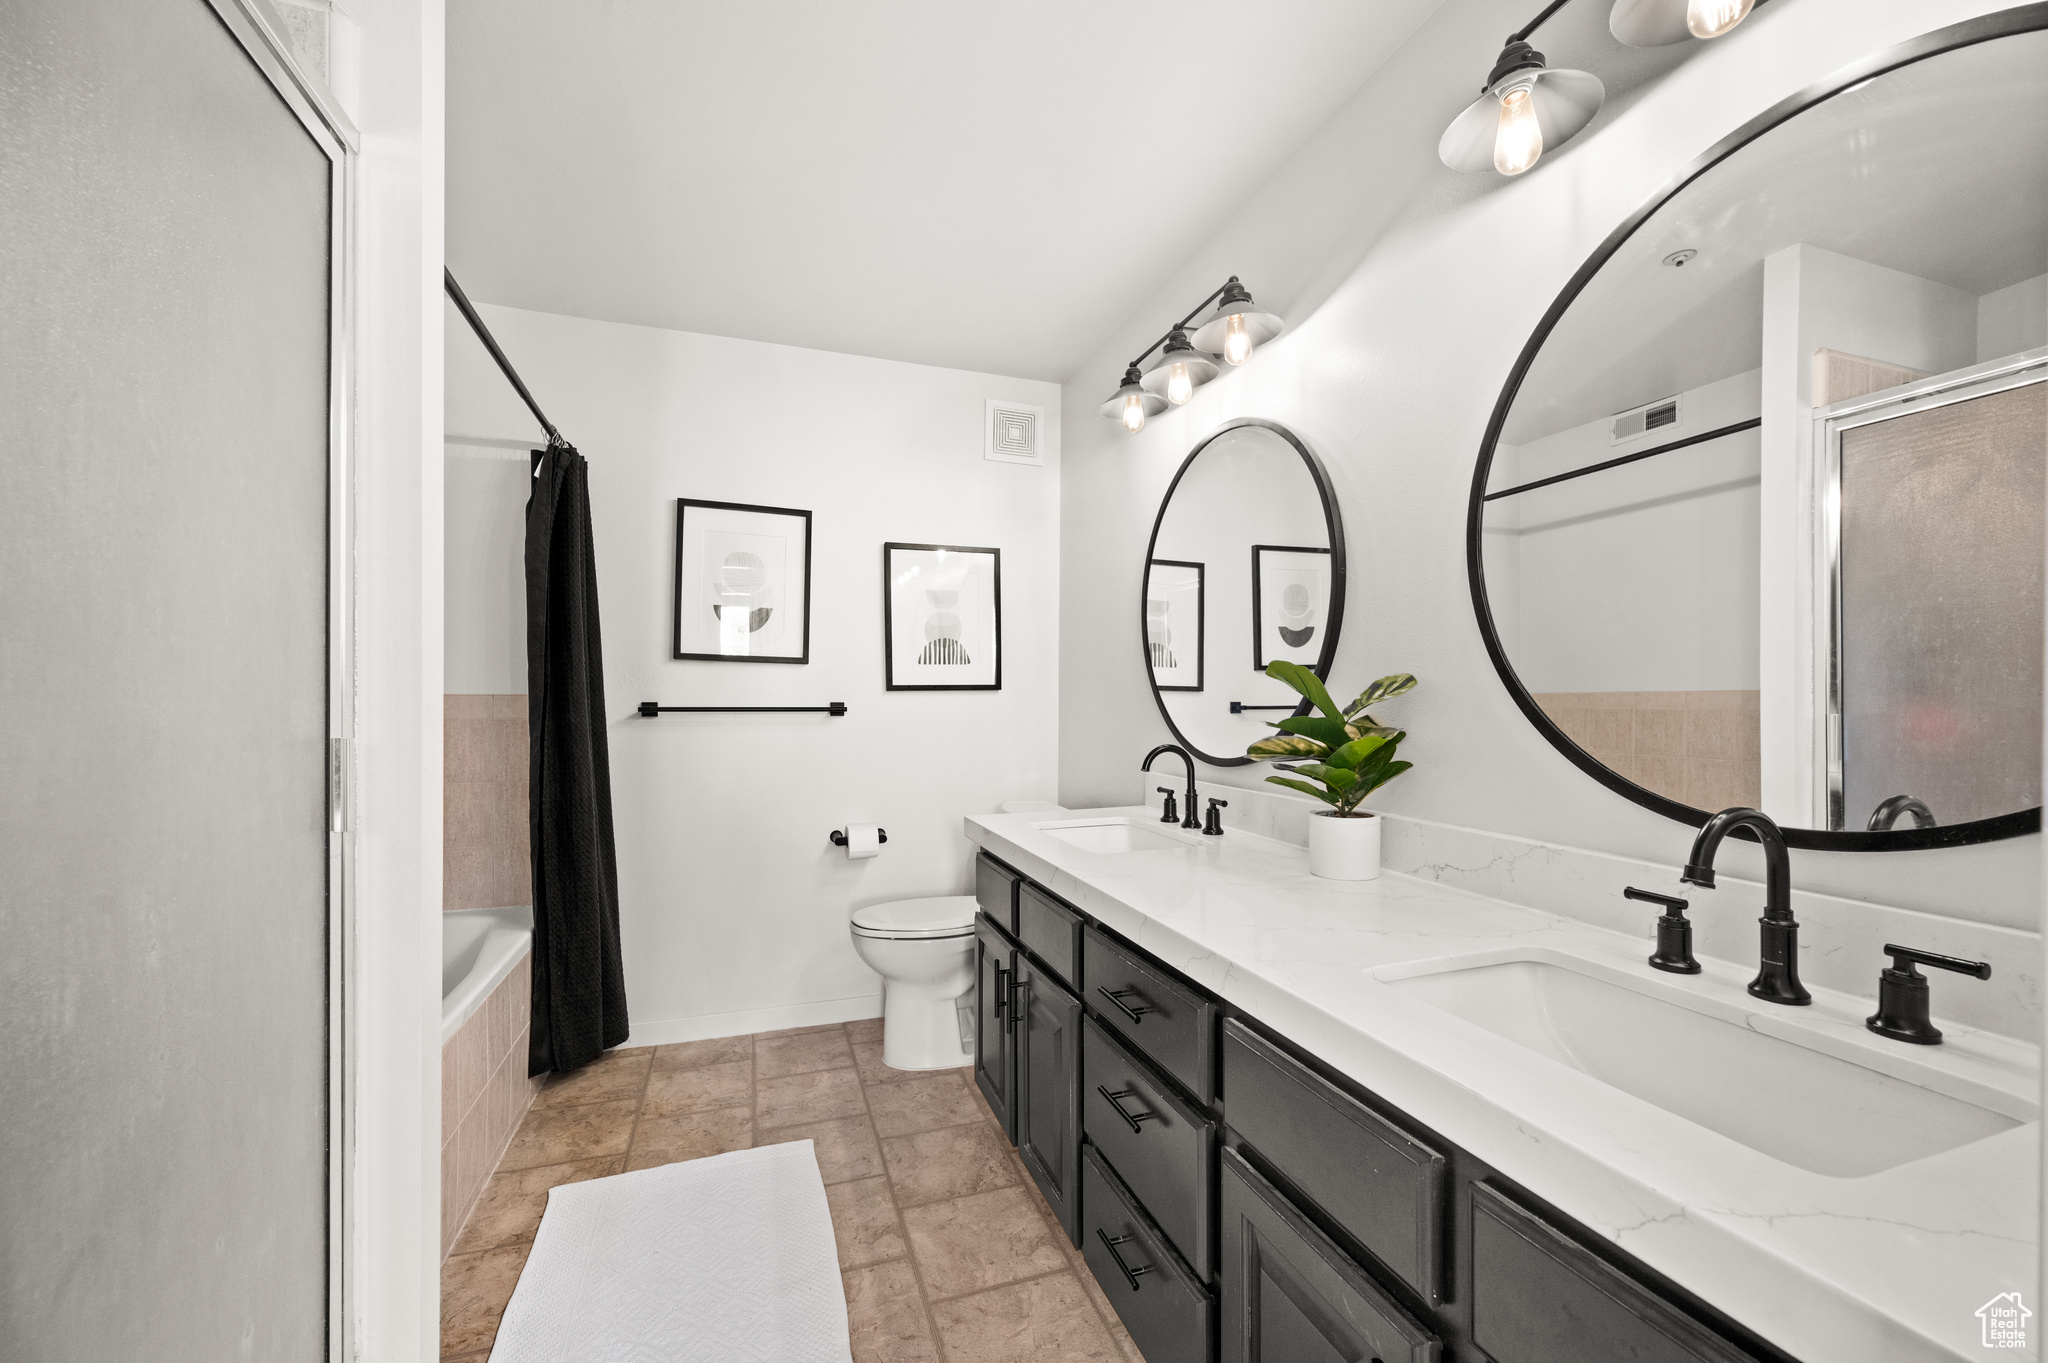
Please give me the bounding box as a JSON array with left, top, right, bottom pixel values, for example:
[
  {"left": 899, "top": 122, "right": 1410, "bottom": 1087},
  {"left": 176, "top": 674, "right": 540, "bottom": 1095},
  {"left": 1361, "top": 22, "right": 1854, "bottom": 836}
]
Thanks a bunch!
[{"left": 442, "top": 904, "right": 532, "bottom": 1043}]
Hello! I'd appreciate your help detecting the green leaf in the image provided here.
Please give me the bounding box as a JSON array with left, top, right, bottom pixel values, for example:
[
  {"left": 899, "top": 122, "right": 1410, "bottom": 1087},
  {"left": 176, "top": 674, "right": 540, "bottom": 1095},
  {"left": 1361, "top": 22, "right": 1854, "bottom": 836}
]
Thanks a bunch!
[
  {"left": 1263, "top": 660, "right": 1343, "bottom": 722},
  {"left": 1264, "top": 776, "right": 1341, "bottom": 806},
  {"left": 1351, "top": 760, "right": 1413, "bottom": 802},
  {"left": 1286, "top": 763, "right": 1358, "bottom": 791},
  {"left": 1246, "top": 734, "right": 1323, "bottom": 759},
  {"left": 1344, "top": 673, "right": 1418, "bottom": 717},
  {"left": 1272, "top": 715, "right": 1352, "bottom": 750},
  {"left": 1328, "top": 729, "right": 1402, "bottom": 770}
]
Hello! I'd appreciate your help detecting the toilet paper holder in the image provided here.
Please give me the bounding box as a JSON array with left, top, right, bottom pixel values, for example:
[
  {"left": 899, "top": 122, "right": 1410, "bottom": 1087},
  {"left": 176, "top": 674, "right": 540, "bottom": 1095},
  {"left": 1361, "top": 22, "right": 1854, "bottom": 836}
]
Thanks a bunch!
[{"left": 830, "top": 828, "right": 888, "bottom": 846}]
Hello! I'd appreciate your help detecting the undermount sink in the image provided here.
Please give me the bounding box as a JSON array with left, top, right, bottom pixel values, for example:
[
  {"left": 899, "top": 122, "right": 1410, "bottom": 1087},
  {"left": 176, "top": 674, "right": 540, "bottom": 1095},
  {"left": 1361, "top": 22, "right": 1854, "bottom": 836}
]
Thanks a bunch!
[
  {"left": 1380, "top": 954, "right": 2026, "bottom": 1178},
  {"left": 1035, "top": 818, "right": 1190, "bottom": 855}
]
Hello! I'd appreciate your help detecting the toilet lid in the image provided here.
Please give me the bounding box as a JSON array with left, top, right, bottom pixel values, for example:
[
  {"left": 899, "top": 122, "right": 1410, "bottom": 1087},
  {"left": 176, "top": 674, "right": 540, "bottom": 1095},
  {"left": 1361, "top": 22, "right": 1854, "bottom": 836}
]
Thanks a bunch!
[{"left": 850, "top": 895, "right": 979, "bottom": 939}]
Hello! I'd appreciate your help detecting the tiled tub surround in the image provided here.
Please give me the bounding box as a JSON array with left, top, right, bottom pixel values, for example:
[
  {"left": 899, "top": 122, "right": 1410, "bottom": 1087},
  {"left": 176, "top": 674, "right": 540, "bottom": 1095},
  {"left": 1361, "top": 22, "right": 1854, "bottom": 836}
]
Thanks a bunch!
[
  {"left": 439, "top": 1020, "right": 1144, "bottom": 1362},
  {"left": 1531, "top": 689, "right": 1762, "bottom": 813},
  {"left": 443, "top": 953, "right": 542, "bottom": 1261},
  {"left": 969, "top": 807, "right": 2041, "bottom": 1362},
  {"left": 445, "top": 693, "right": 531, "bottom": 913}
]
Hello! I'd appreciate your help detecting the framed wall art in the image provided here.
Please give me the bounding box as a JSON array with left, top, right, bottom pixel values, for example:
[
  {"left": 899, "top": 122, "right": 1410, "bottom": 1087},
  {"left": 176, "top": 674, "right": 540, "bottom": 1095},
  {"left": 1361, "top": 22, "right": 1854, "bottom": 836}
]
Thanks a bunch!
[
  {"left": 673, "top": 499, "right": 812, "bottom": 663},
  {"left": 1251, "top": 544, "right": 1331, "bottom": 670},
  {"left": 1144, "top": 559, "right": 1204, "bottom": 691},
  {"left": 884, "top": 543, "right": 1001, "bottom": 690}
]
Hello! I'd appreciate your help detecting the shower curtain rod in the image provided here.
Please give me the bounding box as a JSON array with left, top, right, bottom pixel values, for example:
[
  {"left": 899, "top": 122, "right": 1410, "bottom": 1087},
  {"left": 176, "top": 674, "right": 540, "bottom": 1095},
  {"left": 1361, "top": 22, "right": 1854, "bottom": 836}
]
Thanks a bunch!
[{"left": 444, "top": 267, "right": 570, "bottom": 450}]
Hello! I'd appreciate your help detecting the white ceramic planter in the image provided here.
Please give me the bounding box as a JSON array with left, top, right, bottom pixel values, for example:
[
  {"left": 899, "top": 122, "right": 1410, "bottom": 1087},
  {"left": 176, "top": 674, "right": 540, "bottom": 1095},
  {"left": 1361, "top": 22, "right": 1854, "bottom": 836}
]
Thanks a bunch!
[{"left": 1308, "top": 811, "right": 1381, "bottom": 880}]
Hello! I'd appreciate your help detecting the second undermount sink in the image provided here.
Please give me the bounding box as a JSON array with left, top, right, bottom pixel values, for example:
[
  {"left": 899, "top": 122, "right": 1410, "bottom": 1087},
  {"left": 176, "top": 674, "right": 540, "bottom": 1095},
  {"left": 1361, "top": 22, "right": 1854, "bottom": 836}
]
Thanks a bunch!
[
  {"left": 1380, "top": 954, "right": 2027, "bottom": 1178},
  {"left": 1035, "top": 818, "right": 1190, "bottom": 855}
]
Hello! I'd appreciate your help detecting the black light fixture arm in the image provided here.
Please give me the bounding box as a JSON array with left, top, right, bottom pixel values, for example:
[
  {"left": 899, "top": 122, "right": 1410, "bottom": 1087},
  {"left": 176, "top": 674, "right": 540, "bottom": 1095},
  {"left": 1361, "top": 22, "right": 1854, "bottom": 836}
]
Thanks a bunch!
[
  {"left": 1509, "top": 0, "right": 1575, "bottom": 44},
  {"left": 445, "top": 267, "right": 572, "bottom": 451},
  {"left": 1123, "top": 277, "right": 1248, "bottom": 371}
]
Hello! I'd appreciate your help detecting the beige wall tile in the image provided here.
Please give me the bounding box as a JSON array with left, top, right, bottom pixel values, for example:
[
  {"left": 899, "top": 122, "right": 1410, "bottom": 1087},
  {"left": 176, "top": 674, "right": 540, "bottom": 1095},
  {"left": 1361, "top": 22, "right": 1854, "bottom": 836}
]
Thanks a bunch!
[
  {"left": 489, "top": 693, "right": 528, "bottom": 722},
  {"left": 444, "top": 693, "right": 496, "bottom": 721},
  {"left": 1632, "top": 708, "right": 1686, "bottom": 758}
]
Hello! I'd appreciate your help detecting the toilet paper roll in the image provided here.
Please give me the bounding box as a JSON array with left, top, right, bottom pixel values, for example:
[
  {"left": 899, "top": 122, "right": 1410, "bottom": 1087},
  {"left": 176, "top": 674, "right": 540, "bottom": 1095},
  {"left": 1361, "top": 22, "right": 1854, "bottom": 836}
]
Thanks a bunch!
[{"left": 842, "top": 824, "right": 882, "bottom": 860}]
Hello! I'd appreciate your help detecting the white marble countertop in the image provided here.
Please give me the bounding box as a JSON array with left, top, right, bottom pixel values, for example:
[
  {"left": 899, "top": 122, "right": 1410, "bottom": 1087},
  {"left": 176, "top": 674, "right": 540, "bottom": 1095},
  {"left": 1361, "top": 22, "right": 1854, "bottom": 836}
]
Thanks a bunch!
[{"left": 964, "top": 807, "right": 2041, "bottom": 1363}]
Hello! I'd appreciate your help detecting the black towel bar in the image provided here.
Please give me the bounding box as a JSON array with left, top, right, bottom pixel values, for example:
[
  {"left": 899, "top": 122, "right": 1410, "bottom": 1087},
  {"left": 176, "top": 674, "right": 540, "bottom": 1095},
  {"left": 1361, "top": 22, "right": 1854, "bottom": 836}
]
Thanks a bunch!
[
  {"left": 1229, "top": 702, "right": 1298, "bottom": 714},
  {"left": 638, "top": 701, "right": 848, "bottom": 717}
]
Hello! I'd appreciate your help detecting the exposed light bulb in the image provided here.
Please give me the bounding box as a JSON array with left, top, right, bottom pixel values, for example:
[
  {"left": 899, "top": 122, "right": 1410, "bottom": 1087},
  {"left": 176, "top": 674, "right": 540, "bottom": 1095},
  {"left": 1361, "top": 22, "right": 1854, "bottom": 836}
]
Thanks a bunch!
[
  {"left": 1686, "top": 0, "right": 1754, "bottom": 38},
  {"left": 1122, "top": 391, "right": 1147, "bottom": 433},
  {"left": 1166, "top": 361, "right": 1194, "bottom": 406},
  {"left": 1223, "top": 313, "right": 1253, "bottom": 366},
  {"left": 1494, "top": 84, "right": 1542, "bottom": 175}
]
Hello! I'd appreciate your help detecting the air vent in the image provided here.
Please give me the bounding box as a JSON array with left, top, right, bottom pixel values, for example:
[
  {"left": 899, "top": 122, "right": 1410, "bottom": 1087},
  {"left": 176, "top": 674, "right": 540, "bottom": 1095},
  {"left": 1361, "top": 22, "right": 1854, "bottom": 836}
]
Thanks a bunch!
[
  {"left": 984, "top": 399, "right": 1045, "bottom": 466},
  {"left": 1611, "top": 396, "right": 1679, "bottom": 444}
]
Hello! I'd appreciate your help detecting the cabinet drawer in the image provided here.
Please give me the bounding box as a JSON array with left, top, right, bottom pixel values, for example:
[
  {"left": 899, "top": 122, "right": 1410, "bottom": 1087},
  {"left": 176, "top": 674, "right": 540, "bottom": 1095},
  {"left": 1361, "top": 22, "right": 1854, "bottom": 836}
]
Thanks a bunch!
[
  {"left": 1084, "top": 925, "right": 1217, "bottom": 1105},
  {"left": 1017, "top": 881, "right": 1081, "bottom": 989},
  {"left": 975, "top": 853, "right": 1019, "bottom": 935},
  {"left": 1471, "top": 1182, "right": 1758, "bottom": 1363},
  {"left": 1220, "top": 1148, "right": 1438, "bottom": 1363},
  {"left": 1084, "top": 1016, "right": 1215, "bottom": 1278},
  {"left": 1222, "top": 1020, "right": 1445, "bottom": 1304},
  {"left": 1083, "top": 1143, "right": 1214, "bottom": 1363}
]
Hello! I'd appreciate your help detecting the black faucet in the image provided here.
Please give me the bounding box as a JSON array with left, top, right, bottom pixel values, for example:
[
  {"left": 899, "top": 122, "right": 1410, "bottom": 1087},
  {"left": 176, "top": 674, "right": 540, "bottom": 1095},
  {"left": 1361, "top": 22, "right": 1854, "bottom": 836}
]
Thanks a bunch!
[
  {"left": 1142, "top": 744, "right": 1201, "bottom": 831},
  {"left": 1679, "top": 807, "right": 1811, "bottom": 1006},
  {"left": 1867, "top": 795, "right": 1937, "bottom": 832},
  {"left": 1866, "top": 944, "right": 1991, "bottom": 1045},
  {"left": 1203, "top": 797, "right": 1228, "bottom": 836}
]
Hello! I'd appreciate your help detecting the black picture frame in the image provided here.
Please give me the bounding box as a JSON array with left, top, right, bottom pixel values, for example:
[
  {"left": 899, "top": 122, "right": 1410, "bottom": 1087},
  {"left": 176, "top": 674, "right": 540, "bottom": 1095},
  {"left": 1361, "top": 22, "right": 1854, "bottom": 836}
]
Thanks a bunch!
[
  {"left": 672, "top": 498, "right": 813, "bottom": 664},
  {"left": 883, "top": 542, "right": 1002, "bottom": 691},
  {"left": 1250, "top": 544, "right": 1334, "bottom": 671},
  {"left": 1141, "top": 419, "right": 1347, "bottom": 767},
  {"left": 1145, "top": 559, "right": 1205, "bottom": 693},
  {"left": 1462, "top": 6, "right": 2046, "bottom": 852}
]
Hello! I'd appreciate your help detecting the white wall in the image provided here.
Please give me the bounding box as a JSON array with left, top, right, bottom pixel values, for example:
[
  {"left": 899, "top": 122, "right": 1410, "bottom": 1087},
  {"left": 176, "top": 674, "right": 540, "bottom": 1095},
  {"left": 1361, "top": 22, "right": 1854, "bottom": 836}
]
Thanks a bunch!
[
  {"left": 446, "top": 305, "right": 1060, "bottom": 1042},
  {"left": 443, "top": 448, "right": 529, "bottom": 694},
  {"left": 1981, "top": 271, "right": 2048, "bottom": 362},
  {"left": 1056, "top": 0, "right": 2042, "bottom": 929}
]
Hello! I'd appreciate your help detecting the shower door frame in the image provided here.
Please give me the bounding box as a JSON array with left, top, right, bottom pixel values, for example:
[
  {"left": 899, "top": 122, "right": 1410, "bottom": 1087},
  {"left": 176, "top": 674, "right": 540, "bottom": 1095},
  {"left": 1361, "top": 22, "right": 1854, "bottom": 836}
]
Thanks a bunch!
[
  {"left": 202, "top": 2, "right": 361, "bottom": 1358},
  {"left": 1813, "top": 345, "right": 2048, "bottom": 833}
]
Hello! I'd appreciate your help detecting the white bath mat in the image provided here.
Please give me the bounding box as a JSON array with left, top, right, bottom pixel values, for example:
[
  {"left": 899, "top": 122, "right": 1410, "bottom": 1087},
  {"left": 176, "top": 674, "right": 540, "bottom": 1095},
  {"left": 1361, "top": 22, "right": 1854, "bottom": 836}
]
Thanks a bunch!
[{"left": 488, "top": 1140, "right": 852, "bottom": 1363}]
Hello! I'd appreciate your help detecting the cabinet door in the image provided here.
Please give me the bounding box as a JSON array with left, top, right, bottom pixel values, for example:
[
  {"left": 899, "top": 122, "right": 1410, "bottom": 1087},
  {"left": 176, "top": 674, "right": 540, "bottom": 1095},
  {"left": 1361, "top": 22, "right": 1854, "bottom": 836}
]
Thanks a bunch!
[
  {"left": 974, "top": 916, "right": 1018, "bottom": 1142},
  {"left": 1016, "top": 959, "right": 1082, "bottom": 1243}
]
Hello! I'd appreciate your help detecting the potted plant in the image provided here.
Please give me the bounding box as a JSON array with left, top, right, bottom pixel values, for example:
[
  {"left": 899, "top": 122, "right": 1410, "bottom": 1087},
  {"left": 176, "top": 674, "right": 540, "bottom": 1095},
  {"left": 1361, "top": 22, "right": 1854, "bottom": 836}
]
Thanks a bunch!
[{"left": 1246, "top": 662, "right": 1417, "bottom": 880}]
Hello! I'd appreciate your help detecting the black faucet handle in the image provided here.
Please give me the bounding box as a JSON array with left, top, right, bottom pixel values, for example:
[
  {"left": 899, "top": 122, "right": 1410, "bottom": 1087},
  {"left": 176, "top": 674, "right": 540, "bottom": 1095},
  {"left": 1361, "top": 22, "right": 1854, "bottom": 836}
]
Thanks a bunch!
[
  {"left": 1203, "top": 798, "right": 1228, "bottom": 836},
  {"left": 1883, "top": 944, "right": 1991, "bottom": 980},
  {"left": 1156, "top": 787, "right": 1179, "bottom": 825},
  {"left": 1624, "top": 886, "right": 1700, "bottom": 975},
  {"left": 1868, "top": 943, "right": 1991, "bottom": 1045}
]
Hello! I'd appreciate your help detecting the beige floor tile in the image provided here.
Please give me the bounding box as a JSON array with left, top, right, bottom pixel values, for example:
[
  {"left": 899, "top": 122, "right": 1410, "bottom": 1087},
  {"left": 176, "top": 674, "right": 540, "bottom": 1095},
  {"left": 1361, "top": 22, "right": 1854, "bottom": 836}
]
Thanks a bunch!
[
  {"left": 865, "top": 1070, "right": 983, "bottom": 1138},
  {"left": 440, "top": 1354, "right": 491, "bottom": 1363},
  {"left": 852, "top": 1036, "right": 944, "bottom": 1086},
  {"left": 641, "top": 1060, "right": 752, "bottom": 1117},
  {"left": 756, "top": 1027, "right": 855, "bottom": 1078},
  {"left": 825, "top": 1176, "right": 907, "bottom": 1270},
  {"left": 651, "top": 1034, "right": 752, "bottom": 1070},
  {"left": 627, "top": 1106, "right": 752, "bottom": 1170},
  {"left": 439, "top": 1244, "right": 529, "bottom": 1357},
  {"left": 842, "top": 1259, "right": 940, "bottom": 1363},
  {"left": 756, "top": 1067, "right": 868, "bottom": 1128},
  {"left": 882, "top": 1121, "right": 1018, "bottom": 1208},
  {"left": 902, "top": 1187, "right": 1068, "bottom": 1300},
  {"left": 497, "top": 1098, "right": 638, "bottom": 1171},
  {"left": 755, "top": 1113, "right": 884, "bottom": 1184},
  {"left": 845, "top": 1016, "right": 884, "bottom": 1043},
  {"left": 532, "top": 1049, "right": 651, "bottom": 1108},
  {"left": 450, "top": 1155, "right": 624, "bottom": 1254},
  {"left": 1070, "top": 1259, "right": 1143, "bottom": 1360},
  {"left": 930, "top": 1272, "right": 1123, "bottom": 1362}
]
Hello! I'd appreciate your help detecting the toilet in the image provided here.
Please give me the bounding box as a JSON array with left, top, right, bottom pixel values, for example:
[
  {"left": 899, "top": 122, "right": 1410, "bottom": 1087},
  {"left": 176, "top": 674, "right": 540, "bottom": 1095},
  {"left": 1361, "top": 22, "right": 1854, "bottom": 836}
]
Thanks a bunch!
[{"left": 849, "top": 896, "right": 979, "bottom": 1071}]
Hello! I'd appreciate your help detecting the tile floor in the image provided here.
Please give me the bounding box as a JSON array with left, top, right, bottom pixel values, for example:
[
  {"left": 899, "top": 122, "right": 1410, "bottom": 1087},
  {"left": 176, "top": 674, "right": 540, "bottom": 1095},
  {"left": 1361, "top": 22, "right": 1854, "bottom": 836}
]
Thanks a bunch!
[{"left": 440, "top": 1018, "right": 1144, "bottom": 1362}]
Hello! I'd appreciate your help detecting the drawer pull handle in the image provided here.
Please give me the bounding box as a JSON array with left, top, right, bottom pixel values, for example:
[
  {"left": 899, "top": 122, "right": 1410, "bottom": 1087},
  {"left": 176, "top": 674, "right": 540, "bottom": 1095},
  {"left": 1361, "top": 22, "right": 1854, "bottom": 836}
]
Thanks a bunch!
[
  {"left": 1007, "top": 976, "right": 1027, "bottom": 1034},
  {"left": 1097, "top": 1085, "right": 1159, "bottom": 1135},
  {"left": 1097, "top": 985, "right": 1155, "bottom": 1025},
  {"left": 1096, "top": 1231, "right": 1156, "bottom": 1292},
  {"left": 992, "top": 963, "right": 1009, "bottom": 1019}
]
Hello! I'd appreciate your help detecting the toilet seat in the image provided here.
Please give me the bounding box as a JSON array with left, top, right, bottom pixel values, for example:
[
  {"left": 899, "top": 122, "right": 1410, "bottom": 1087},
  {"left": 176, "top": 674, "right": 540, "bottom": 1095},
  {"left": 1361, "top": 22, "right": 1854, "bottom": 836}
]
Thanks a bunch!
[{"left": 850, "top": 895, "right": 978, "bottom": 940}]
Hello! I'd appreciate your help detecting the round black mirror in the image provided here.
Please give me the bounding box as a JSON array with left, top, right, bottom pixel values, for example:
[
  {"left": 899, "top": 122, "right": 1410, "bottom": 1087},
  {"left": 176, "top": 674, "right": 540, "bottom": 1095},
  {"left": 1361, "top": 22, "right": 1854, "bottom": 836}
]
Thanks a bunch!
[{"left": 1143, "top": 419, "right": 1346, "bottom": 766}]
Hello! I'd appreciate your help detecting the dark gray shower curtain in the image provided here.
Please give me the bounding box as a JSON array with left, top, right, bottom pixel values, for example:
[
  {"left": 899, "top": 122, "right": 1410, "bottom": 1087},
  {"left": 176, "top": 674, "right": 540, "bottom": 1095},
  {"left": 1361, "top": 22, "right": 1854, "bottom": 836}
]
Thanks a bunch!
[{"left": 527, "top": 443, "right": 629, "bottom": 1075}]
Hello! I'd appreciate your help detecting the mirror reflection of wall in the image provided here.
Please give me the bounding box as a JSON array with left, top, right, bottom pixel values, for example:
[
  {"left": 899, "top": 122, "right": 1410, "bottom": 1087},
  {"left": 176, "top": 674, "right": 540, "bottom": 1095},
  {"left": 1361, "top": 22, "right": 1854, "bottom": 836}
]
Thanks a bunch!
[
  {"left": 1146, "top": 422, "right": 1341, "bottom": 764},
  {"left": 1478, "top": 29, "right": 2048, "bottom": 839}
]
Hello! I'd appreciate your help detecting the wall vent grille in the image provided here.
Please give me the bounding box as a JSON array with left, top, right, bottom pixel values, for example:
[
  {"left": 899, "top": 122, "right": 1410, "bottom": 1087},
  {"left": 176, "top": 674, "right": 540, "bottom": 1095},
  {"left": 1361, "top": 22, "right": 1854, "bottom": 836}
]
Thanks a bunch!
[
  {"left": 985, "top": 399, "right": 1045, "bottom": 465},
  {"left": 1611, "top": 396, "right": 1680, "bottom": 444}
]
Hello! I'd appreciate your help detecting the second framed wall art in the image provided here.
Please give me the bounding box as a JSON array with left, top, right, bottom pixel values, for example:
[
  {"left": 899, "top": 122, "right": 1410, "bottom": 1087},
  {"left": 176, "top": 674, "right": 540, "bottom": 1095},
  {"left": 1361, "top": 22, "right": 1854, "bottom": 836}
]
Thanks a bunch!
[{"left": 884, "top": 543, "right": 1001, "bottom": 690}]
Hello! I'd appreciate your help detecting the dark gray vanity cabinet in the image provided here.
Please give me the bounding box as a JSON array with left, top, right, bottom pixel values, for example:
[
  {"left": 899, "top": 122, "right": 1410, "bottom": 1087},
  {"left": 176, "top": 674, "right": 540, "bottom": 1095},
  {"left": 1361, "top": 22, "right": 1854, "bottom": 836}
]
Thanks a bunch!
[
  {"left": 1083, "top": 1144, "right": 1214, "bottom": 1363},
  {"left": 973, "top": 914, "right": 1018, "bottom": 1141},
  {"left": 1084, "top": 924, "right": 1219, "bottom": 1105},
  {"left": 976, "top": 852, "right": 1020, "bottom": 934},
  {"left": 1083, "top": 1015, "right": 1217, "bottom": 1279},
  {"left": 1015, "top": 955, "right": 1082, "bottom": 1242},
  {"left": 1017, "top": 880, "right": 1082, "bottom": 988}
]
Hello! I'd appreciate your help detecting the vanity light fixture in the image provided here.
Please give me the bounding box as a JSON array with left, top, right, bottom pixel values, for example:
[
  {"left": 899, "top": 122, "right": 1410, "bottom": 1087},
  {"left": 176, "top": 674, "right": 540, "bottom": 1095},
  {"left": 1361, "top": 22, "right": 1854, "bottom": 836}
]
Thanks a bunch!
[
  {"left": 1438, "top": 1, "right": 1605, "bottom": 177},
  {"left": 1100, "top": 364, "right": 1168, "bottom": 433},
  {"left": 1099, "top": 276, "right": 1284, "bottom": 430},
  {"left": 1610, "top": 0, "right": 1756, "bottom": 46}
]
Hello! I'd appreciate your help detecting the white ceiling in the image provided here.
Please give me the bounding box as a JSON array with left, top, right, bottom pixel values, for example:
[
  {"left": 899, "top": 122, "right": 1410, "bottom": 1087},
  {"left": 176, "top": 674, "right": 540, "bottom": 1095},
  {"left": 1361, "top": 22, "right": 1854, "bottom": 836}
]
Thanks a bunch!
[
  {"left": 1504, "top": 29, "right": 2048, "bottom": 445},
  {"left": 446, "top": 0, "right": 1446, "bottom": 382}
]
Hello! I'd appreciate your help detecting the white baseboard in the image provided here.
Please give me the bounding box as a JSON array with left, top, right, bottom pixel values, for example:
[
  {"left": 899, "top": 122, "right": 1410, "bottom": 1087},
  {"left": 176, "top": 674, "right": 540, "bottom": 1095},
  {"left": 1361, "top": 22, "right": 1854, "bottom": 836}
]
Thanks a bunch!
[{"left": 622, "top": 993, "right": 884, "bottom": 1048}]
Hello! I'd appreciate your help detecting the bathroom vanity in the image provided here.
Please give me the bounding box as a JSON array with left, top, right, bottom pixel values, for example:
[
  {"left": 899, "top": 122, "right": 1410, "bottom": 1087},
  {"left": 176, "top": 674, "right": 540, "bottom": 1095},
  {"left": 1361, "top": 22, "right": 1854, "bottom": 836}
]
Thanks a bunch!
[{"left": 965, "top": 810, "right": 2037, "bottom": 1363}]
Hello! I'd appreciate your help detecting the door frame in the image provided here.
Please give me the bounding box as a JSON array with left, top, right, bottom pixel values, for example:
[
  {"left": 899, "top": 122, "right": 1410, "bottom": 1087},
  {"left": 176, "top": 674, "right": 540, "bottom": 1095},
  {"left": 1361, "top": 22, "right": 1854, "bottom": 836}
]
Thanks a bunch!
[{"left": 200, "top": 4, "right": 360, "bottom": 1358}]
